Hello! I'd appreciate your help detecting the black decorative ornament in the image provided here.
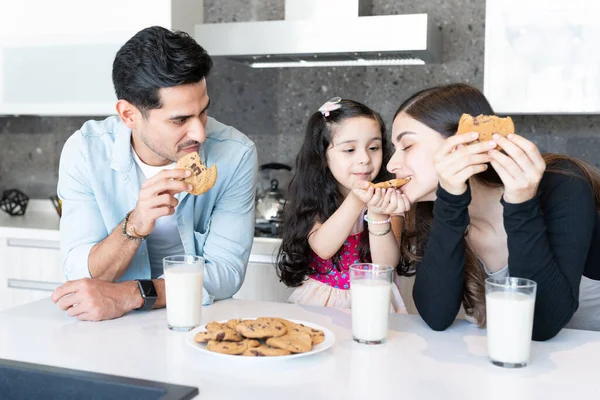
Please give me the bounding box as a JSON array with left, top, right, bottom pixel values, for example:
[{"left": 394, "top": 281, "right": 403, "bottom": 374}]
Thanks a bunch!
[{"left": 0, "top": 189, "right": 30, "bottom": 216}]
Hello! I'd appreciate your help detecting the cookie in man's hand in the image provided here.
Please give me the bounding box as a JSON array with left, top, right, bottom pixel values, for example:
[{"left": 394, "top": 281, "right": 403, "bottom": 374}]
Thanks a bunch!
[{"left": 176, "top": 151, "right": 217, "bottom": 195}]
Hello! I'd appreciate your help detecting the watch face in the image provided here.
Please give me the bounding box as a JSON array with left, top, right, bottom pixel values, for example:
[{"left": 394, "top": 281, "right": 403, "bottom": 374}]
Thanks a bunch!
[{"left": 138, "top": 280, "right": 157, "bottom": 298}]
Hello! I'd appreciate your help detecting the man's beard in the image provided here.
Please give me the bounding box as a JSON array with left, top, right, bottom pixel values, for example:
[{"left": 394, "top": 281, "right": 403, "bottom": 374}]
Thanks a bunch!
[
  {"left": 139, "top": 127, "right": 202, "bottom": 162},
  {"left": 140, "top": 131, "right": 178, "bottom": 162},
  {"left": 177, "top": 140, "right": 201, "bottom": 153}
]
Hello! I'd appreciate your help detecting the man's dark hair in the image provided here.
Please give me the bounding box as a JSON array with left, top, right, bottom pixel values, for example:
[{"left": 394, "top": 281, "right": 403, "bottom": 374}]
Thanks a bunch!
[{"left": 112, "top": 26, "right": 213, "bottom": 116}]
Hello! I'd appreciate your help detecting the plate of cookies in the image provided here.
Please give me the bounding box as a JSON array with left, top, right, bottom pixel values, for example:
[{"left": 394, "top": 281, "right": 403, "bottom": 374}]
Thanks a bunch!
[{"left": 188, "top": 317, "right": 335, "bottom": 358}]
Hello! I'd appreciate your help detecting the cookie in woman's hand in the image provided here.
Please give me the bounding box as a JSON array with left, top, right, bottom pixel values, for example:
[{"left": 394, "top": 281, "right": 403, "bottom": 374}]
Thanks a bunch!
[{"left": 455, "top": 114, "right": 515, "bottom": 150}]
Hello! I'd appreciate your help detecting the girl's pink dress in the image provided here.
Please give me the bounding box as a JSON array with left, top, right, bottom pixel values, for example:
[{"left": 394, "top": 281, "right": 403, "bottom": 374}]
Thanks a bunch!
[{"left": 287, "top": 231, "right": 407, "bottom": 313}]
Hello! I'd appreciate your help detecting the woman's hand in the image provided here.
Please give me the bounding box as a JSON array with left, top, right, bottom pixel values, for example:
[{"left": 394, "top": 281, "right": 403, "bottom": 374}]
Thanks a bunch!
[
  {"left": 488, "top": 133, "right": 546, "bottom": 204},
  {"left": 434, "top": 132, "right": 496, "bottom": 195},
  {"left": 352, "top": 181, "right": 410, "bottom": 216}
]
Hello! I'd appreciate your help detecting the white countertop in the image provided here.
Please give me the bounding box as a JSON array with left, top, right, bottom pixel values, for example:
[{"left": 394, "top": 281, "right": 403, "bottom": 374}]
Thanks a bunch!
[
  {"left": 0, "top": 200, "right": 60, "bottom": 240},
  {"left": 0, "top": 298, "right": 599, "bottom": 400}
]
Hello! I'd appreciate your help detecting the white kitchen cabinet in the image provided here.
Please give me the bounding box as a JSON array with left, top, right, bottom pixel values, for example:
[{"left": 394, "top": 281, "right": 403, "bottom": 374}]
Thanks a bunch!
[
  {"left": 0, "top": 235, "right": 293, "bottom": 312},
  {"left": 0, "top": 237, "right": 64, "bottom": 312},
  {"left": 234, "top": 261, "right": 294, "bottom": 303},
  {"left": 0, "top": 0, "right": 203, "bottom": 116},
  {"left": 0, "top": 204, "right": 290, "bottom": 310},
  {"left": 484, "top": 0, "right": 600, "bottom": 114},
  {"left": 234, "top": 238, "right": 294, "bottom": 303}
]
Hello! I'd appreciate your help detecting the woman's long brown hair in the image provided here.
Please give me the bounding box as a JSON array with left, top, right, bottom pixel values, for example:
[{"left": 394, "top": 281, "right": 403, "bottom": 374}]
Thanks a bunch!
[{"left": 395, "top": 83, "right": 600, "bottom": 327}]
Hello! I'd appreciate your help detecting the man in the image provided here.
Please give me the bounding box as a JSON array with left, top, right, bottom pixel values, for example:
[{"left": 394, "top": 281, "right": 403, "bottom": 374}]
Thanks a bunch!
[{"left": 51, "top": 26, "right": 258, "bottom": 321}]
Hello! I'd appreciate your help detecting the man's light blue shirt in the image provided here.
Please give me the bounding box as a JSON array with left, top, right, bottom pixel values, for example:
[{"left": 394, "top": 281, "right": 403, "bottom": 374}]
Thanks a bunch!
[{"left": 57, "top": 116, "right": 258, "bottom": 304}]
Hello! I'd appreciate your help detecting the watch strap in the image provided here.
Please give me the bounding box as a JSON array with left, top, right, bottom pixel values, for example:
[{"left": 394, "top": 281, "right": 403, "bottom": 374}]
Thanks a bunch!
[{"left": 135, "top": 280, "right": 157, "bottom": 311}]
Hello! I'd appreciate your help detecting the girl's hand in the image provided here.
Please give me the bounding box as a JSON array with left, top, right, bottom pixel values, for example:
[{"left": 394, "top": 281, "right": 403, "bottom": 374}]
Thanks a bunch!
[
  {"left": 352, "top": 182, "right": 410, "bottom": 216},
  {"left": 434, "top": 132, "right": 496, "bottom": 195},
  {"left": 352, "top": 180, "right": 376, "bottom": 204},
  {"left": 488, "top": 133, "right": 546, "bottom": 204},
  {"left": 366, "top": 187, "right": 411, "bottom": 217}
]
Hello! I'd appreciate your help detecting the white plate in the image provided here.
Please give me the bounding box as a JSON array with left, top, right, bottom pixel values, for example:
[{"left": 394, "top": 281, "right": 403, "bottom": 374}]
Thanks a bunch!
[{"left": 187, "top": 318, "right": 335, "bottom": 360}]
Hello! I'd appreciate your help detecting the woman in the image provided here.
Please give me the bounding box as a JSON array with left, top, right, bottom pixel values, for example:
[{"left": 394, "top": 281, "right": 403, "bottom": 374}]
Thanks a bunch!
[{"left": 390, "top": 83, "right": 600, "bottom": 340}]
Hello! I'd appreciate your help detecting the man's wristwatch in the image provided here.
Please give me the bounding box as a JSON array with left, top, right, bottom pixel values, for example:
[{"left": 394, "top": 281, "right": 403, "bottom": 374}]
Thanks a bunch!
[{"left": 135, "top": 280, "right": 157, "bottom": 311}]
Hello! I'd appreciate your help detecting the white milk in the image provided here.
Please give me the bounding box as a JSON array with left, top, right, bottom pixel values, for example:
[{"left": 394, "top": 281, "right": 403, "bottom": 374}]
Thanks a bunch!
[
  {"left": 164, "top": 265, "right": 204, "bottom": 330},
  {"left": 351, "top": 280, "right": 392, "bottom": 342},
  {"left": 486, "top": 291, "right": 536, "bottom": 364}
]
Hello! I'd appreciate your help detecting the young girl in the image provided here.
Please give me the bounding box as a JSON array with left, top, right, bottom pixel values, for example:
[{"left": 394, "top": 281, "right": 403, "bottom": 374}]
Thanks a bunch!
[
  {"left": 388, "top": 83, "right": 600, "bottom": 340},
  {"left": 277, "top": 97, "right": 409, "bottom": 312}
]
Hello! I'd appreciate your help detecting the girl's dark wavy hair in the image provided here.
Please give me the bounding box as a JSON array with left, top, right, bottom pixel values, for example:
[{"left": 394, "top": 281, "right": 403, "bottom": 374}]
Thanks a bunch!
[
  {"left": 277, "top": 99, "right": 393, "bottom": 287},
  {"left": 394, "top": 83, "right": 600, "bottom": 327}
]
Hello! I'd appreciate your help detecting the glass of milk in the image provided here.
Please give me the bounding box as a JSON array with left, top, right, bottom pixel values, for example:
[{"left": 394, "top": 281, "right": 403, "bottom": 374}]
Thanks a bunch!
[
  {"left": 163, "top": 255, "right": 204, "bottom": 332},
  {"left": 485, "top": 277, "right": 537, "bottom": 368},
  {"left": 350, "top": 263, "right": 394, "bottom": 344}
]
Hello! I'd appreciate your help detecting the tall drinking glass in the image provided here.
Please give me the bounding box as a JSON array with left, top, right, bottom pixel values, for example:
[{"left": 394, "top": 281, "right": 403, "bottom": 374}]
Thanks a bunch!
[
  {"left": 485, "top": 277, "right": 537, "bottom": 368},
  {"left": 350, "top": 263, "right": 394, "bottom": 344},
  {"left": 163, "top": 255, "right": 204, "bottom": 332}
]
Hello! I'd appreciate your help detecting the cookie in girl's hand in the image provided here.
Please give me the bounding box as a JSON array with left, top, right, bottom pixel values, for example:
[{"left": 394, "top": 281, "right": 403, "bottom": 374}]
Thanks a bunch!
[{"left": 369, "top": 177, "right": 412, "bottom": 189}]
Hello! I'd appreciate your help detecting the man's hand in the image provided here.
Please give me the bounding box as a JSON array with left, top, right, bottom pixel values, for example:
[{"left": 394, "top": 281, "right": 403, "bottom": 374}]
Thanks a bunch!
[
  {"left": 127, "top": 169, "right": 192, "bottom": 237},
  {"left": 86, "top": 169, "right": 190, "bottom": 280},
  {"left": 51, "top": 278, "right": 143, "bottom": 321}
]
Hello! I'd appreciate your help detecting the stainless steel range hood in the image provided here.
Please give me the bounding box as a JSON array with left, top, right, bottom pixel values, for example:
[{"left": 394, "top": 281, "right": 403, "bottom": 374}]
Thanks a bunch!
[{"left": 194, "top": 0, "right": 441, "bottom": 68}]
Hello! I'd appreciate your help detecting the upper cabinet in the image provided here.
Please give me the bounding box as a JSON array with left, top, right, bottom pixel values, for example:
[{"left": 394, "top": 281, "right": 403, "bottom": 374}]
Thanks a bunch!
[
  {"left": 0, "top": 0, "right": 203, "bottom": 116},
  {"left": 484, "top": 0, "right": 600, "bottom": 114}
]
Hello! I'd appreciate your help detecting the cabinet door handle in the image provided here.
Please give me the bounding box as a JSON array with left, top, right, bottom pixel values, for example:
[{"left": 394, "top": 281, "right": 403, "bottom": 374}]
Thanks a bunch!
[
  {"left": 247, "top": 254, "right": 276, "bottom": 264},
  {"left": 6, "top": 238, "right": 60, "bottom": 249},
  {"left": 247, "top": 262, "right": 276, "bottom": 267},
  {"left": 7, "top": 279, "right": 61, "bottom": 292}
]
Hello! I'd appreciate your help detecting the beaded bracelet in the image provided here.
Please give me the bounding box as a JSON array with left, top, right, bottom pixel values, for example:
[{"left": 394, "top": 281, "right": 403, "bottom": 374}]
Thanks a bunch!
[
  {"left": 122, "top": 211, "right": 148, "bottom": 242},
  {"left": 363, "top": 214, "right": 391, "bottom": 225}
]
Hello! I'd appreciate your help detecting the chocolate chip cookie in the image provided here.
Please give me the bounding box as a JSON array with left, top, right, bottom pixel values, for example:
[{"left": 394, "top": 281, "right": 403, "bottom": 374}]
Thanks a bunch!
[
  {"left": 266, "top": 332, "right": 313, "bottom": 354},
  {"left": 206, "top": 339, "right": 260, "bottom": 355},
  {"left": 264, "top": 318, "right": 326, "bottom": 345},
  {"left": 242, "top": 344, "right": 292, "bottom": 357},
  {"left": 456, "top": 113, "right": 515, "bottom": 150},
  {"left": 235, "top": 319, "right": 287, "bottom": 339},
  {"left": 176, "top": 151, "right": 218, "bottom": 195},
  {"left": 204, "top": 320, "right": 243, "bottom": 342}
]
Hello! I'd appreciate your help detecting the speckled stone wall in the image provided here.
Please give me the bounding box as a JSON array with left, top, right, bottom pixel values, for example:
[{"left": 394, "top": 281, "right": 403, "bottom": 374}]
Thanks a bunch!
[{"left": 1, "top": 0, "right": 599, "bottom": 198}]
